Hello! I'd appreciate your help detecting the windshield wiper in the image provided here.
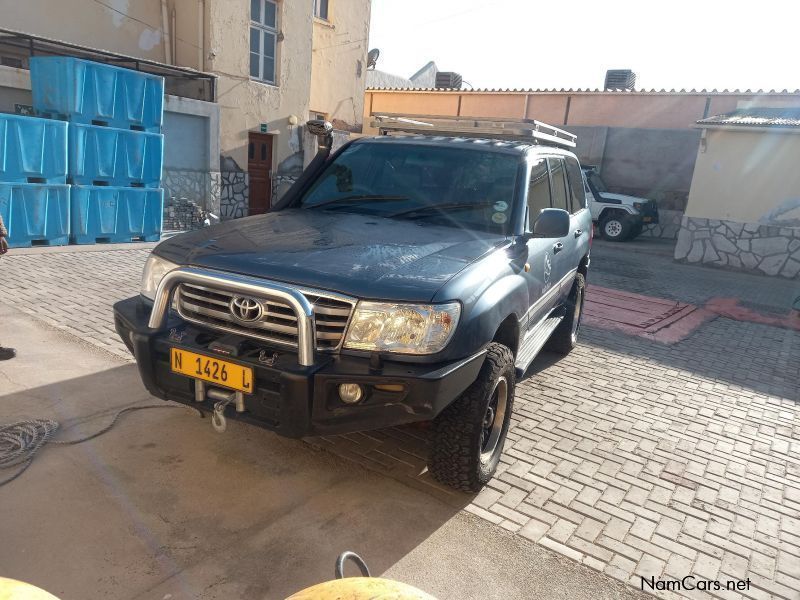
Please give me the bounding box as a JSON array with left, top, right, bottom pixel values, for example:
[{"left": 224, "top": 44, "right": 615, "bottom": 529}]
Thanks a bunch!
[
  {"left": 309, "top": 194, "right": 409, "bottom": 209},
  {"left": 389, "top": 201, "right": 500, "bottom": 219}
]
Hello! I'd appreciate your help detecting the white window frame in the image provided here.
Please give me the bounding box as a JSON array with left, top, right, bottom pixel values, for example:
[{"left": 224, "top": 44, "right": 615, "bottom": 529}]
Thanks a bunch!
[
  {"left": 313, "top": 0, "right": 330, "bottom": 21},
  {"left": 250, "top": 0, "right": 278, "bottom": 85}
]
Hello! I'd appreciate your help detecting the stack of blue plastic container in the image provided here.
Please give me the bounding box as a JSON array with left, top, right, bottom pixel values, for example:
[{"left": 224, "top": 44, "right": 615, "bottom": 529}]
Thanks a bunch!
[
  {"left": 31, "top": 57, "right": 165, "bottom": 244},
  {"left": 0, "top": 113, "right": 69, "bottom": 247}
]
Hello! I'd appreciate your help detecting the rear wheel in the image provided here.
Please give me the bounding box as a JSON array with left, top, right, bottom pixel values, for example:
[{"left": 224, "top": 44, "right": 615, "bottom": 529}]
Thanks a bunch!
[
  {"left": 546, "top": 273, "right": 586, "bottom": 355},
  {"left": 601, "top": 213, "right": 631, "bottom": 241},
  {"left": 430, "top": 343, "right": 515, "bottom": 492}
]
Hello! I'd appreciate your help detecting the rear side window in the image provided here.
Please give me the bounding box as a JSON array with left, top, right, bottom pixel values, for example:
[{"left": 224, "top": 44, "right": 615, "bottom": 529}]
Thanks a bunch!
[
  {"left": 565, "top": 157, "right": 586, "bottom": 213},
  {"left": 526, "top": 158, "right": 551, "bottom": 229},
  {"left": 548, "top": 157, "right": 569, "bottom": 212}
]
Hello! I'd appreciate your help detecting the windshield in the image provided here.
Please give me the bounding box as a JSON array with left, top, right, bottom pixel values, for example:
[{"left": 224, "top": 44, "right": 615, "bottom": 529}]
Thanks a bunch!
[
  {"left": 299, "top": 142, "right": 521, "bottom": 234},
  {"left": 585, "top": 170, "right": 609, "bottom": 193}
]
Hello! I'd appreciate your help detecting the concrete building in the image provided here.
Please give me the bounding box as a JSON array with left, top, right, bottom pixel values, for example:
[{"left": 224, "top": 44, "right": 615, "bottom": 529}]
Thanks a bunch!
[
  {"left": 675, "top": 106, "right": 800, "bottom": 279},
  {"left": 0, "top": 0, "right": 372, "bottom": 224}
]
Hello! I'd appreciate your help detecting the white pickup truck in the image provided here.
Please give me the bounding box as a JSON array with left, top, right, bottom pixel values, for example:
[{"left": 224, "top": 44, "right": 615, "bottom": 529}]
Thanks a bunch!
[{"left": 582, "top": 166, "right": 659, "bottom": 241}]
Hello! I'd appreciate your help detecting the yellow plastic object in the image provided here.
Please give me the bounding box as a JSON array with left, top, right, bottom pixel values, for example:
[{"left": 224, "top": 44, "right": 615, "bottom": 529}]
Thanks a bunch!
[
  {"left": 0, "top": 578, "right": 60, "bottom": 600},
  {"left": 286, "top": 577, "right": 437, "bottom": 600}
]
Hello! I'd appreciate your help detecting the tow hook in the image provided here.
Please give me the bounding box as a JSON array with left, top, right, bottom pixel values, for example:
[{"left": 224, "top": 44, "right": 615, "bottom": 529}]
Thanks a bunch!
[
  {"left": 211, "top": 397, "right": 231, "bottom": 433},
  {"left": 194, "top": 380, "right": 244, "bottom": 433}
]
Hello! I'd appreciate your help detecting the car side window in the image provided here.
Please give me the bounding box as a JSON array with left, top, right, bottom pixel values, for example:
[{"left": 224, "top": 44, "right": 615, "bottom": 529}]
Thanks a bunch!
[
  {"left": 548, "top": 157, "right": 569, "bottom": 212},
  {"left": 526, "top": 158, "right": 551, "bottom": 230},
  {"left": 565, "top": 157, "right": 587, "bottom": 213}
]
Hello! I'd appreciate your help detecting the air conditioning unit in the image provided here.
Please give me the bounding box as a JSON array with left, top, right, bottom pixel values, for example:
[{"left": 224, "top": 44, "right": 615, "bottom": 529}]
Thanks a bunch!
[
  {"left": 435, "top": 72, "right": 463, "bottom": 89},
  {"left": 604, "top": 69, "right": 636, "bottom": 91}
]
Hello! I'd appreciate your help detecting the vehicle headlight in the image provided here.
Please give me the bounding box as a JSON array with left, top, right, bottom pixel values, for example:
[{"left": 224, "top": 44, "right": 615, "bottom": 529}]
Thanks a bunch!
[
  {"left": 344, "top": 301, "right": 461, "bottom": 354},
  {"left": 140, "top": 254, "right": 179, "bottom": 301}
]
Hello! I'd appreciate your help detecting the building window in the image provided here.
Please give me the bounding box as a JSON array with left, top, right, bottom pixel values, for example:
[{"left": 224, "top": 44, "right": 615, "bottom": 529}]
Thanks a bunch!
[
  {"left": 250, "top": 0, "right": 277, "bottom": 84},
  {"left": 313, "top": 0, "right": 329, "bottom": 20}
]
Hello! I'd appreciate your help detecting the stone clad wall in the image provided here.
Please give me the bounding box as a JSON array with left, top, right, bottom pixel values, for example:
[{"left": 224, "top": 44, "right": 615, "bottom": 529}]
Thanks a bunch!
[
  {"left": 675, "top": 216, "right": 800, "bottom": 279},
  {"left": 640, "top": 209, "right": 683, "bottom": 240},
  {"left": 220, "top": 171, "right": 249, "bottom": 220}
]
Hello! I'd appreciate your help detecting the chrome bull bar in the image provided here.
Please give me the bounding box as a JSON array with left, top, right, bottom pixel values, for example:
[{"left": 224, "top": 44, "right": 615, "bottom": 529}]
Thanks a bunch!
[{"left": 147, "top": 267, "right": 317, "bottom": 367}]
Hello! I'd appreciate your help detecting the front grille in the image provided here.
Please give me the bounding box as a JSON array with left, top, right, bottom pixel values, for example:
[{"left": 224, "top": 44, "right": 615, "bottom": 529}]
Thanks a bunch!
[
  {"left": 176, "top": 283, "right": 355, "bottom": 351},
  {"left": 642, "top": 201, "right": 659, "bottom": 219}
]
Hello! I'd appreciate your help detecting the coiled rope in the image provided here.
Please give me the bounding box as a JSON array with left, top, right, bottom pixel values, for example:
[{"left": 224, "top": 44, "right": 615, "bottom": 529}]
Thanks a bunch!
[{"left": 0, "top": 404, "right": 200, "bottom": 487}]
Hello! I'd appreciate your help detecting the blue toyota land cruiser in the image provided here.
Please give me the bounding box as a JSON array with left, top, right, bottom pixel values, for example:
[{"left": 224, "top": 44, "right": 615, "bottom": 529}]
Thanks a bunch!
[{"left": 113, "top": 117, "right": 592, "bottom": 491}]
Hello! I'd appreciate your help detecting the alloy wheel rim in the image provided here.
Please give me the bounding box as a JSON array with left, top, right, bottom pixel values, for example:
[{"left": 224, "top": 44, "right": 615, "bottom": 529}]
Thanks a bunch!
[
  {"left": 605, "top": 220, "right": 623, "bottom": 237},
  {"left": 480, "top": 376, "right": 508, "bottom": 462}
]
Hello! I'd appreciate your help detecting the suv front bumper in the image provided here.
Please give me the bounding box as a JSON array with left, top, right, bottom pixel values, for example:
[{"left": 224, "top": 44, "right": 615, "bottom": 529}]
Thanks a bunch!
[
  {"left": 638, "top": 201, "right": 659, "bottom": 224},
  {"left": 113, "top": 296, "right": 485, "bottom": 438}
]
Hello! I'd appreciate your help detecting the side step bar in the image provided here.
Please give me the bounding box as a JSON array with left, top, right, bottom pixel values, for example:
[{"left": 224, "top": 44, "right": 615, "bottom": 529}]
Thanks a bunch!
[{"left": 514, "top": 308, "right": 565, "bottom": 377}]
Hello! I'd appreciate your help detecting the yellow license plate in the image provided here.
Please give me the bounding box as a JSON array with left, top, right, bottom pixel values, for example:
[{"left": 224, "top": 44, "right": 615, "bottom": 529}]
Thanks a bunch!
[
  {"left": 170, "top": 348, "right": 254, "bottom": 394},
  {"left": 642, "top": 216, "right": 653, "bottom": 222}
]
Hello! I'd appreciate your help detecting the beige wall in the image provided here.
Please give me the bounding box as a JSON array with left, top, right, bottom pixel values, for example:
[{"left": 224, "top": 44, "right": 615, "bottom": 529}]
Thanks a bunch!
[
  {"left": 364, "top": 89, "right": 800, "bottom": 133},
  {"left": 0, "top": 0, "right": 168, "bottom": 62},
  {"left": 1, "top": 0, "right": 202, "bottom": 69},
  {"left": 208, "top": 0, "right": 313, "bottom": 171},
  {"left": 212, "top": 0, "right": 371, "bottom": 176},
  {"left": 309, "top": 0, "right": 371, "bottom": 132},
  {"left": 173, "top": 0, "right": 203, "bottom": 70},
  {"left": 686, "top": 128, "right": 800, "bottom": 224}
]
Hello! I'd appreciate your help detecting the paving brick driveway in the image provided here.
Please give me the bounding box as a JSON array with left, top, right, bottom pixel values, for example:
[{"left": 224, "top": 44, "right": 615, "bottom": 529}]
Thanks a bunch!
[{"left": 0, "top": 240, "right": 798, "bottom": 599}]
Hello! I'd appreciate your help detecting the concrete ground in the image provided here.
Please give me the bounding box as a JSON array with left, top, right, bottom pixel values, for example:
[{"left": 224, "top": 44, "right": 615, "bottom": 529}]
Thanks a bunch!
[
  {"left": 0, "top": 303, "right": 643, "bottom": 600},
  {"left": 0, "top": 235, "right": 798, "bottom": 600}
]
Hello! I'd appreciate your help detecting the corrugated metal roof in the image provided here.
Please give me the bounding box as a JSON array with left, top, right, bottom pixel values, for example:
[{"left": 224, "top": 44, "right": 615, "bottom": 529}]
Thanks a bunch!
[
  {"left": 697, "top": 107, "right": 800, "bottom": 128},
  {"left": 365, "top": 87, "right": 800, "bottom": 95}
]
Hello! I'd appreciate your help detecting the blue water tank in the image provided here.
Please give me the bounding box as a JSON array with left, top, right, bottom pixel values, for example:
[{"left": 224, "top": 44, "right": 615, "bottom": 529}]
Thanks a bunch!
[
  {"left": 0, "top": 182, "right": 70, "bottom": 247},
  {"left": 30, "top": 57, "right": 164, "bottom": 132},
  {"left": 0, "top": 113, "right": 67, "bottom": 183},
  {"left": 68, "top": 124, "right": 164, "bottom": 187},
  {"left": 70, "top": 185, "right": 163, "bottom": 244}
]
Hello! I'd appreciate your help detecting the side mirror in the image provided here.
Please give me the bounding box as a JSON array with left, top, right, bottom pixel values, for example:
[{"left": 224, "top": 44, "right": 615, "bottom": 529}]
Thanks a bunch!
[{"left": 533, "top": 208, "right": 570, "bottom": 238}]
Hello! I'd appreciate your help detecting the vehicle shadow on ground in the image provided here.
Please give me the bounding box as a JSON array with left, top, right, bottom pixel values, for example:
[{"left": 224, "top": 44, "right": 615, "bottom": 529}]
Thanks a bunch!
[{"left": 0, "top": 364, "right": 470, "bottom": 600}]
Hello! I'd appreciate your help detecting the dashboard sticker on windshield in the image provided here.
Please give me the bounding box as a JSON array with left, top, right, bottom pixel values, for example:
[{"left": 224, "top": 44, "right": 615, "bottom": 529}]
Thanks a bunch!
[
  {"left": 492, "top": 212, "right": 507, "bottom": 224},
  {"left": 493, "top": 201, "right": 508, "bottom": 212}
]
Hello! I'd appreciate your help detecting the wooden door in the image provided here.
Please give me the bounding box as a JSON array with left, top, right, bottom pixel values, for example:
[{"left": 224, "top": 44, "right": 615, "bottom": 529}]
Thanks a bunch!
[{"left": 248, "top": 132, "right": 273, "bottom": 215}]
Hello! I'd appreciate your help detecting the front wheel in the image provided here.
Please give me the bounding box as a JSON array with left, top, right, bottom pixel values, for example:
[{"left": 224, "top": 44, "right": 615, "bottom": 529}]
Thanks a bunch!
[
  {"left": 429, "top": 343, "right": 515, "bottom": 492},
  {"left": 601, "top": 214, "right": 632, "bottom": 241}
]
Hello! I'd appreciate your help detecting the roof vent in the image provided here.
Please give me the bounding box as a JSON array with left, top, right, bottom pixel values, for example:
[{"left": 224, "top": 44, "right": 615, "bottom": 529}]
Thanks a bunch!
[
  {"left": 604, "top": 69, "right": 636, "bottom": 91},
  {"left": 435, "top": 72, "right": 463, "bottom": 89}
]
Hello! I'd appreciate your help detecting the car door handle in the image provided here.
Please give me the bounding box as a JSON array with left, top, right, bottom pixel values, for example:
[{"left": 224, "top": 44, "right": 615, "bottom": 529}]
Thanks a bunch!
[
  {"left": 553, "top": 242, "right": 564, "bottom": 254},
  {"left": 574, "top": 229, "right": 583, "bottom": 238}
]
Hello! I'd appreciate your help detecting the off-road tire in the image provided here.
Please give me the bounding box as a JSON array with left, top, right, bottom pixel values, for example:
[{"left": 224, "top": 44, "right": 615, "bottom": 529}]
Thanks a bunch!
[
  {"left": 601, "top": 213, "right": 632, "bottom": 241},
  {"left": 429, "top": 343, "right": 515, "bottom": 492},
  {"left": 546, "top": 273, "right": 586, "bottom": 355}
]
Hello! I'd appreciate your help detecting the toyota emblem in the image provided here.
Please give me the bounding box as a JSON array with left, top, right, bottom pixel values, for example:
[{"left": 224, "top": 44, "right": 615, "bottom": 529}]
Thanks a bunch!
[{"left": 230, "top": 296, "right": 263, "bottom": 322}]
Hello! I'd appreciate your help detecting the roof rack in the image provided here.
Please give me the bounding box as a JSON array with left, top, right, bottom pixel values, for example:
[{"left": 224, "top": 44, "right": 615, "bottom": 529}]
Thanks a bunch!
[{"left": 371, "top": 113, "right": 577, "bottom": 149}]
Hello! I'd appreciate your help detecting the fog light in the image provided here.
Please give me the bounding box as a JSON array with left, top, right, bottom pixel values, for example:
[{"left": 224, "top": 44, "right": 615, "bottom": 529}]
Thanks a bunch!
[{"left": 338, "top": 383, "right": 363, "bottom": 404}]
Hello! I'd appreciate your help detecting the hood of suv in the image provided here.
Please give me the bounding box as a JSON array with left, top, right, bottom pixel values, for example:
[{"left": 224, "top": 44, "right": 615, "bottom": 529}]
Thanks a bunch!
[
  {"left": 155, "top": 209, "right": 508, "bottom": 302},
  {"left": 597, "top": 192, "right": 651, "bottom": 205}
]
